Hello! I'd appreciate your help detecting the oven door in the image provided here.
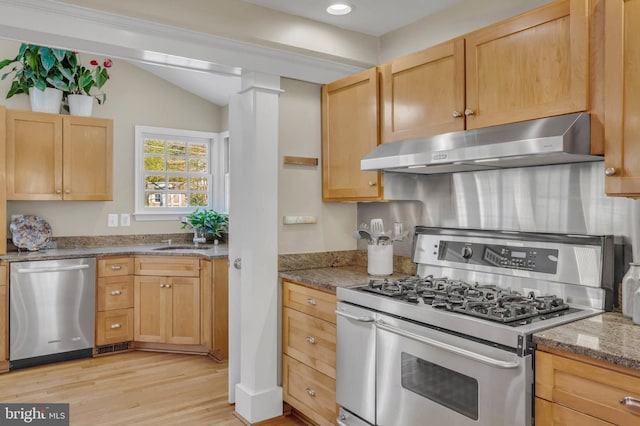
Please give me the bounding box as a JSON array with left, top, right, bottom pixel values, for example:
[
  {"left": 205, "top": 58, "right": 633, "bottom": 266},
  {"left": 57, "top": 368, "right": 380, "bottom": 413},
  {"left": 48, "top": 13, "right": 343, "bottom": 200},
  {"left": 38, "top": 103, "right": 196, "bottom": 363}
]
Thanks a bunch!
[{"left": 376, "top": 314, "right": 532, "bottom": 426}]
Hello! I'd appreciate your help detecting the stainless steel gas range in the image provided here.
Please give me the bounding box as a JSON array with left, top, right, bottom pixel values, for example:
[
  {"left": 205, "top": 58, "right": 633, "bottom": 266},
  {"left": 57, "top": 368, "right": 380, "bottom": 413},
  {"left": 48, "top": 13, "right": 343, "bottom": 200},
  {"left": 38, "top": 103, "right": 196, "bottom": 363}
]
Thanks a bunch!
[{"left": 336, "top": 227, "right": 614, "bottom": 426}]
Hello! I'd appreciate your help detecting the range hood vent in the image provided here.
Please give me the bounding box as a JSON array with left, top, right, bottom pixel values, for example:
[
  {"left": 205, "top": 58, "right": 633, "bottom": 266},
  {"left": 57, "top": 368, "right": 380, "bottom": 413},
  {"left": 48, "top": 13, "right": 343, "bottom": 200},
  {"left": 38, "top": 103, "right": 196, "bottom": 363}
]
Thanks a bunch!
[{"left": 361, "top": 112, "right": 602, "bottom": 175}]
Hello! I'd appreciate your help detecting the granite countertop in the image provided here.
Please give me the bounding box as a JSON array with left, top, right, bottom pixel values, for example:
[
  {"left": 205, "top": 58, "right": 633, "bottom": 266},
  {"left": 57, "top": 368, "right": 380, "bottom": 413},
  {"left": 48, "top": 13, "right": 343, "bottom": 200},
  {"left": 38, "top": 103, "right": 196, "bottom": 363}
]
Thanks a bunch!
[
  {"left": 533, "top": 312, "right": 640, "bottom": 370},
  {"left": 280, "top": 265, "right": 410, "bottom": 293},
  {"left": 0, "top": 242, "right": 229, "bottom": 262}
]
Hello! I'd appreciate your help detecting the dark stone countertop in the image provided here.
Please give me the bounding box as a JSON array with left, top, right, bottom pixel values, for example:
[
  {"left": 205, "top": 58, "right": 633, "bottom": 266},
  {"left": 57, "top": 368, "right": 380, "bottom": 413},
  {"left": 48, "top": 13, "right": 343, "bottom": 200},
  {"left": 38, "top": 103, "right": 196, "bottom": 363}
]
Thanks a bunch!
[
  {"left": 533, "top": 312, "right": 640, "bottom": 370},
  {"left": 0, "top": 243, "right": 229, "bottom": 262}
]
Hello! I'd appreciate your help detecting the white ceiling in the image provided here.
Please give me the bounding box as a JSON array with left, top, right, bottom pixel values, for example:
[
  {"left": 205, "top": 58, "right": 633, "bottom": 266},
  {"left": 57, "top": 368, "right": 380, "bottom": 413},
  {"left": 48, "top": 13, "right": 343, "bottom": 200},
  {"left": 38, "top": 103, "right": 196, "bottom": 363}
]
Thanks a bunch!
[
  {"left": 131, "top": 0, "right": 464, "bottom": 105},
  {"left": 243, "top": 0, "right": 464, "bottom": 37}
]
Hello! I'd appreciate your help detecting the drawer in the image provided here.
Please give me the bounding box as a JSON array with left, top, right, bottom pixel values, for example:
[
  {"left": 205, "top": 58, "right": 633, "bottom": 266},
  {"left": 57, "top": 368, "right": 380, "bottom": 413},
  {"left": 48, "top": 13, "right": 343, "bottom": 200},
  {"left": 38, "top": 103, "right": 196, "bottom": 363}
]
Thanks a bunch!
[
  {"left": 283, "top": 307, "right": 336, "bottom": 379},
  {"left": 96, "top": 309, "right": 133, "bottom": 345},
  {"left": 282, "top": 280, "right": 336, "bottom": 324},
  {"left": 283, "top": 355, "right": 337, "bottom": 426},
  {"left": 98, "top": 256, "right": 134, "bottom": 277},
  {"left": 535, "top": 397, "right": 615, "bottom": 425},
  {"left": 536, "top": 350, "right": 640, "bottom": 425},
  {"left": 97, "top": 276, "right": 134, "bottom": 311},
  {"left": 135, "top": 256, "right": 200, "bottom": 277}
]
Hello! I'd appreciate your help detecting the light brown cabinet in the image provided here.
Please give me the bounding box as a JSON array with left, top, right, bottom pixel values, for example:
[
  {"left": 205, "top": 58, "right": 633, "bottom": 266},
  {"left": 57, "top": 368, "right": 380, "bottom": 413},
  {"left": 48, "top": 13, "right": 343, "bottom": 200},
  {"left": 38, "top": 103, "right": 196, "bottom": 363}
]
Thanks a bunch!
[
  {"left": 381, "top": 38, "right": 465, "bottom": 142},
  {"left": 282, "top": 280, "right": 337, "bottom": 426},
  {"left": 134, "top": 256, "right": 200, "bottom": 345},
  {"left": 603, "top": 0, "right": 640, "bottom": 196},
  {"left": 0, "top": 264, "right": 7, "bottom": 372},
  {"left": 6, "top": 109, "right": 113, "bottom": 201},
  {"left": 321, "top": 67, "right": 382, "bottom": 202},
  {"left": 0, "top": 107, "right": 6, "bottom": 255},
  {"left": 535, "top": 348, "right": 640, "bottom": 425},
  {"left": 96, "top": 256, "right": 134, "bottom": 349}
]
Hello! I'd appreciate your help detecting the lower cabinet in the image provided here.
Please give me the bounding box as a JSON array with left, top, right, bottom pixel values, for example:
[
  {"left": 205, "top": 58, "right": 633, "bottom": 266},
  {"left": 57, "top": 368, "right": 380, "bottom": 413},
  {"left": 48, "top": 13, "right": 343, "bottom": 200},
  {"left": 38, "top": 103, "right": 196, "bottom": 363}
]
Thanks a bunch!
[
  {"left": 96, "top": 256, "right": 135, "bottom": 351},
  {"left": 282, "top": 280, "right": 337, "bottom": 426},
  {"left": 134, "top": 256, "right": 201, "bottom": 345},
  {"left": 535, "top": 348, "right": 640, "bottom": 425},
  {"left": 0, "top": 264, "right": 7, "bottom": 372}
]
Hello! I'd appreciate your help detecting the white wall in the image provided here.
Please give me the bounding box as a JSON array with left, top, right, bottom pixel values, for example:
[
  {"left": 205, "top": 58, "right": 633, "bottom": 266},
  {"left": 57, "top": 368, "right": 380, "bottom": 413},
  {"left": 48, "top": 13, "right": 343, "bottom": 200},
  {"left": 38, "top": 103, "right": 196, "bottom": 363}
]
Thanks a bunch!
[
  {"left": 0, "top": 39, "right": 225, "bottom": 237},
  {"left": 278, "top": 78, "right": 357, "bottom": 254},
  {"left": 379, "top": 0, "right": 554, "bottom": 62}
]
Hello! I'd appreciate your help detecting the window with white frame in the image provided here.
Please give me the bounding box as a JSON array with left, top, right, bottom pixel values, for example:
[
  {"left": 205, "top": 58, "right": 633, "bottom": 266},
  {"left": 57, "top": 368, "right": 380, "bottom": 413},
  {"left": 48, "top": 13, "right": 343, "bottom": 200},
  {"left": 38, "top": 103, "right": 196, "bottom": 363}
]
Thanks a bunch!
[{"left": 134, "top": 126, "right": 229, "bottom": 220}]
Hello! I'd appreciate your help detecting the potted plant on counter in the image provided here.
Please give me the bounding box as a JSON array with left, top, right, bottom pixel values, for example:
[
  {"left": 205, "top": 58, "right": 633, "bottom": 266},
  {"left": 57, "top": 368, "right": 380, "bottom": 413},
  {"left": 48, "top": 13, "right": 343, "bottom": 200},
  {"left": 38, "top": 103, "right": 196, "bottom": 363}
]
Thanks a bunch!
[
  {"left": 182, "top": 209, "right": 229, "bottom": 243},
  {"left": 0, "top": 43, "right": 76, "bottom": 113}
]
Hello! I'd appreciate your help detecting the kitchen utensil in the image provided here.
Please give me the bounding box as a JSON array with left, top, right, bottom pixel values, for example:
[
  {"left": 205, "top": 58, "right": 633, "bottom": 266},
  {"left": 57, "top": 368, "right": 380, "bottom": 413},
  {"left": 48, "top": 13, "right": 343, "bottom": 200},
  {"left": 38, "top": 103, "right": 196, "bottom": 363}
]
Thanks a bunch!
[
  {"left": 391, "top": 230, "right": 409, "bottom": 242},
  {"left": 352, "top": 230, "right": 363, "bottom": 240},
  {"left": 370, "top": 219, "right": 384, "bottom": 236},
  {"left": 377, "top": 234, "right": 391, "bottom": 245},
  {"left": 359, "top": 230, "right": 374, "bottom": 244}
]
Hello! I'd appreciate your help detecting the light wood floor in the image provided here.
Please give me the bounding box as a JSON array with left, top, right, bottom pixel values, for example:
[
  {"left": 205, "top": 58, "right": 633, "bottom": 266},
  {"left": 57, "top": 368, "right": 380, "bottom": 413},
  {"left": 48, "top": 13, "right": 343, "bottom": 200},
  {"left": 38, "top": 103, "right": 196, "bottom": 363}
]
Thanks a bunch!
[{"left": 0, "top": 351, "right": 304, "bottom": 426}]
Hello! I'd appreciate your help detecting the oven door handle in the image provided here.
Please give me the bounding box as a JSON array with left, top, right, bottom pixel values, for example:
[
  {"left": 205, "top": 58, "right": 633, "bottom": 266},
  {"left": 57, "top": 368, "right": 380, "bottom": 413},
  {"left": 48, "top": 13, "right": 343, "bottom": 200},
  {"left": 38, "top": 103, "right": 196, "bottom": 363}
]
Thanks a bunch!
[
  {"left": 376, "top": 319, "right": 521, "bottom": 369},
  {"left": 335, "top": 310, "right": 375, "bottom": 322}
]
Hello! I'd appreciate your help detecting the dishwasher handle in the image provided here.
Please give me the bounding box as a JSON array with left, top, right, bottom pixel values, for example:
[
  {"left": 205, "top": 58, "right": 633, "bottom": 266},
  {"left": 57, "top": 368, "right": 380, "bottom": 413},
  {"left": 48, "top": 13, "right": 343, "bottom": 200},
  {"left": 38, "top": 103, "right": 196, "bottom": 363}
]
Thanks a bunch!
[
  {"left": 376, "top": 319, "right": 521, "bottom": 369},
  {"left": 335, "top": 309, "right": 375, "bottom": 322},
  {"left": 17, "top": 264, "right": 90, "bottom": 274}
]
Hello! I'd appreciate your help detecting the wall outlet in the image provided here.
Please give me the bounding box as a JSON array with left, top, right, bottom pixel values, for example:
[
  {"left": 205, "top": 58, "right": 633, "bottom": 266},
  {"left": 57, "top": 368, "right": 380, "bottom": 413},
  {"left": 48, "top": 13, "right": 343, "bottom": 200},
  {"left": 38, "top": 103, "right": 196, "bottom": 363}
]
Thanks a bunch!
[
  {"left": 120, "top": 213, "right": 131, "bottom": 227},
  {"left": 107, "top": 213, "right": 118, "bottom": 227}
]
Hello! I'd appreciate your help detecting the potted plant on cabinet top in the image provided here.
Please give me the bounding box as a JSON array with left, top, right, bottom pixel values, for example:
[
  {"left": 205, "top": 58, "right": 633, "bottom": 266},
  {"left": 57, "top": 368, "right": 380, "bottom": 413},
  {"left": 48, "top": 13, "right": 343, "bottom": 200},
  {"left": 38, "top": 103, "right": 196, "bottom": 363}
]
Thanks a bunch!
[
  {"left": 0, "top": 43, "right": 76, "bottom": 113},
  {"left": 66, "top": 57, "right": 112, "bottom": 116},
  {"left": 182, "top": 209, "right": 229, "bottom": 244}
]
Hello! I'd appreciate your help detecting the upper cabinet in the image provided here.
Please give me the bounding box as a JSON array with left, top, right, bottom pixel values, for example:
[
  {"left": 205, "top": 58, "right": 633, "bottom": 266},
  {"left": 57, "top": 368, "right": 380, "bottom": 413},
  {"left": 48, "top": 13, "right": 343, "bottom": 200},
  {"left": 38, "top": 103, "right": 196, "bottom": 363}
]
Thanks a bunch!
[
  {"left": 0, "top": 108, "right": 5, "bottom": 255},
  {"left": 381, "top": 38, "right": 465, "bottom": 142},
  {"left": 6, "top": 109, "right": 113, "bottom": 201},
  {"left": 322, "top": 68, "right": 381, "bottom": 201},
  {"left": 603, "top": 0, "right": 640, "bottom": 196},
  {"left": 465, "top": 0, "right": 589, "bottom": 129}
]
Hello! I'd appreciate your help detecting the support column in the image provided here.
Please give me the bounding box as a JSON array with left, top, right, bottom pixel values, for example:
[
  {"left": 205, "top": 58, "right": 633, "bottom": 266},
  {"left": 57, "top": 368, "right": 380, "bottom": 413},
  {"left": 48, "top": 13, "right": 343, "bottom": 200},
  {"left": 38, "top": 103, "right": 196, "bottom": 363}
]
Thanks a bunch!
[{"left": 228, "top": 72, "right": 283, "bottom": 423}]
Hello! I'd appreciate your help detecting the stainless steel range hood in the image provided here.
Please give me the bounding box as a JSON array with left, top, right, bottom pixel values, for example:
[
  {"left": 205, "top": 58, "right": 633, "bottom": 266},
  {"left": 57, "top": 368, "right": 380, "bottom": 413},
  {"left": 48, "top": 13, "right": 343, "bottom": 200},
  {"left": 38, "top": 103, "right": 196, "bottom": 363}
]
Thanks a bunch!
[{"left": 361, "top": 112, "right": 602, "bottom": 174}]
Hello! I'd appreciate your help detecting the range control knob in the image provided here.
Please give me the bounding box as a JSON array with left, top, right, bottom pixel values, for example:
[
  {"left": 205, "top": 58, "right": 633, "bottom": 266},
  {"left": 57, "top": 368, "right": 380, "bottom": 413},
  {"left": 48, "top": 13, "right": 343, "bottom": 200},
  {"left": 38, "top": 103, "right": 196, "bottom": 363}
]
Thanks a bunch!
[{"left": 461, "top": 246, "right": 473, "bottom": 259}]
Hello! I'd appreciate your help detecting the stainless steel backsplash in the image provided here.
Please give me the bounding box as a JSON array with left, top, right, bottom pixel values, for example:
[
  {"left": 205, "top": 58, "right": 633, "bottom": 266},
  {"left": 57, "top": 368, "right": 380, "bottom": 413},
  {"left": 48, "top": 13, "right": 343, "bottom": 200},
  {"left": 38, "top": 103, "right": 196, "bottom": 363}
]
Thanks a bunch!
[{"left": 358, "top": 161, "right": 634, "bottom": 284}]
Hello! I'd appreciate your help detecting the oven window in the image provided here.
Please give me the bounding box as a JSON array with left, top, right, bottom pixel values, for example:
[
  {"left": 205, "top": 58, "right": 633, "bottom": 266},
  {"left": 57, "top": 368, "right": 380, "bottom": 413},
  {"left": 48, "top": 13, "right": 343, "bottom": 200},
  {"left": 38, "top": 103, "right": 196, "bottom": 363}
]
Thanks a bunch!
[{"left": 401, "top": 352, "right": 478, "bottom": 420}]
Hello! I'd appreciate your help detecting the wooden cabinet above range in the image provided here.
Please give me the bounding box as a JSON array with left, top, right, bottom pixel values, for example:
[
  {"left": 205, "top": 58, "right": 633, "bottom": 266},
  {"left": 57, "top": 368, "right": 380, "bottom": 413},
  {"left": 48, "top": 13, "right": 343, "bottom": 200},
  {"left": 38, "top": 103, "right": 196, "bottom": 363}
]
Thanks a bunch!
[{"left": 6, "top": 109, "right": 113, "bottom": 201}]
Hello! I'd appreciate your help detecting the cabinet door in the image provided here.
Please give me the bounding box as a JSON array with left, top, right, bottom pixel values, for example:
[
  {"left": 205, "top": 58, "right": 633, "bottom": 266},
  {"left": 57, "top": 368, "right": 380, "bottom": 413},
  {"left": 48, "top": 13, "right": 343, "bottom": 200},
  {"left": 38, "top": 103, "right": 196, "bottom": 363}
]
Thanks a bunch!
[
  {"left": 134, "top": 276, "right": 166, "bottom": 343},
  {"left": 535, "top": 398, "right": 615, "bottom": 425},
  {"left": 96, "top": 309, "right": 134, "bottom": 346},
  {"left": 97, "top": 276, "right": 134, "bottom": 311},
  {"left": 322, "top": 67, "right": 381, "bottom": 201},
  {"left": 381, "top": 38, "right": 465, "bottom": 142},
  {"left": 63, "top": 116, "right": 113, "bottom": 200},
  {"left": 0, "top": 265, "right": 6, "bottom": 369},
  {"left": 212, "top": 258, "right": 229, "bottom": 360},
  {"left": 0, "top": 108, "right": 5, "bottom": 255},
  {"left": 604, "top": 0, "right": 640, "bottom": 196},
  {"left": 6, "top": 110, "right": 63, "bottom": 200},
  {"left": 166, "top": 276, "right": 200, "bottom": 345},
  {"left": 465, "top": 0, "right": 588, "bottom": 129}
]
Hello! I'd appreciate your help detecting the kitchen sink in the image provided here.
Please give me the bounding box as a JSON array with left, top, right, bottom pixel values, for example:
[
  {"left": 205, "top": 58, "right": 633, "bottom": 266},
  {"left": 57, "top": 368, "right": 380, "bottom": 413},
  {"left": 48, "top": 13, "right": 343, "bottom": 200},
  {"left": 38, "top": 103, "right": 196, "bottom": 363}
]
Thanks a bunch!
[{"left": 153, "top": 244, "right": 214, "bottom": 251}]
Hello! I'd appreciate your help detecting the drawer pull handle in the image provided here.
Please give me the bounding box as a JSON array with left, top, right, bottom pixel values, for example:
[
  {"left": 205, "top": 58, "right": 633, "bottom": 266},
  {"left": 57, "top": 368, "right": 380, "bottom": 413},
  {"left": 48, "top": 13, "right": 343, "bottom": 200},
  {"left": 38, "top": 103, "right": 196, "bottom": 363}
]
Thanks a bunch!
[
  {"left": 620, "top": 397, "right": 640, "bottom": 413},
  {"left": 306, "top": 336, "right": 316, "bottom": 344},
  {"left": 111, "top": 265, "right": 122, "bottom": 270},
  {"left": 160, "top": 284, "right": 165, "bottom": 288},
  {"left": 110, "top": 324, "right": 122, "bottom": 329},
  {"left": 307, "top": 298, "right": 316, "bottom": 306},
  {"left": 165, "top": 284, "right": 171, "bottom": 288},
  {"left": 111, "top": 290, "right": 122, "bottom": 296},
  {"left": 305, "top": 387, "right": 316, "bottom": 397}
]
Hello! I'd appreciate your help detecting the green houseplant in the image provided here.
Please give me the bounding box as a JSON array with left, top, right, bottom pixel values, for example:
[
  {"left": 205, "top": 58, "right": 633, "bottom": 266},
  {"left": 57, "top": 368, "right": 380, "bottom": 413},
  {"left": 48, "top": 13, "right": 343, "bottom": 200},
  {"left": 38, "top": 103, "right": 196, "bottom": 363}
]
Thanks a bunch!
[
  {"left": 0, "top": 43, "right": 76, "bottom": 98},
  {"left": 182, "top": 209, "right": 229, "bottom": 241},
  {"left": 67, "top": 58, "right": 112, "bottom": 105}
]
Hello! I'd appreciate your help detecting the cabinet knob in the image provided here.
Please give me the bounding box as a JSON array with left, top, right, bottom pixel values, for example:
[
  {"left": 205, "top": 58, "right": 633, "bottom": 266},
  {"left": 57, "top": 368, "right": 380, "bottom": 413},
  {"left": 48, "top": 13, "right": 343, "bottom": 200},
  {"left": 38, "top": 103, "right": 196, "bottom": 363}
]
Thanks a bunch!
[
  {"left": 452, "top": 111, "right": 463, "bottom": 118},
  {"left": 110, "top": 290, "right": 122, "bottom": 296},
  {"left": 233, "top": 258, "right": 242, "bottom": 270},
  {"left": 160, "top": 284, "right": 165, "bottom": 288},
  {"left": 110, "top": 324, "right": 122, "bottom": 329},
  {"left": 368, "top": 180, "right": 377, "bottom": 187},
  {"left": 166, "top": 284, "right": 171, "bottom": 288},
  {"left": 620, "top": 397, "right": 640, "bottom": 413},
  {"left": 464, "top": 108, "right": 476, "bottom": 116},
  {"left": 306, "top": 336, "right": 316, "bottom": 345},
  {"left": 605, "top": 167, "right": 617, "bottom": 176},
  {"left": 307, "top": 297, "right": 317, "bottom": 306},
  {"left": 56, "top": 189, "right": 62, "bottom": 194},
  {"left": 65, "top": 189, "right": 71, "bottom": 194},
  {"left": 305, "top": 387, "right": 316, "bottom": 397}
]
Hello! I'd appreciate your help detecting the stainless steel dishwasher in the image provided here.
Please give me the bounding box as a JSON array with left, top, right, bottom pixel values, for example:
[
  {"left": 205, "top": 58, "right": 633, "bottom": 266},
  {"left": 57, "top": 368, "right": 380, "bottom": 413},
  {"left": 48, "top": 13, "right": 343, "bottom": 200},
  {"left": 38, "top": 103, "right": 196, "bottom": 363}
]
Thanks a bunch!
[{"left": 10, "top": 257, "right": 96, "bottom": 369}]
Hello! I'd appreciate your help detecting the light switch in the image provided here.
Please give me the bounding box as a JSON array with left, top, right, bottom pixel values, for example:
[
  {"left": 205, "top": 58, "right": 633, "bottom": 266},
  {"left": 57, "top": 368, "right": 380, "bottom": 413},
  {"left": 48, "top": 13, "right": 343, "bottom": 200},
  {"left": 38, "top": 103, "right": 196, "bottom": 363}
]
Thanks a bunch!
[{"left": 107, "top": 214, "right": 118, "bottom": 227}]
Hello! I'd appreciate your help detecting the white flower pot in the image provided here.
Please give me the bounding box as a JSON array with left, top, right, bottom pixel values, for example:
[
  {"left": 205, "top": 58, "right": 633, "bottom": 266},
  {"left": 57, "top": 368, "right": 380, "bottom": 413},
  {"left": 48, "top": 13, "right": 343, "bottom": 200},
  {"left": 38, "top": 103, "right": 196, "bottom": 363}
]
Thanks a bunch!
[
  {"left": 68, "top": 94, "right": 94, "bottom": 117},
  {"left": 29, "top": 87, "right": 63, "bottom": 113}
]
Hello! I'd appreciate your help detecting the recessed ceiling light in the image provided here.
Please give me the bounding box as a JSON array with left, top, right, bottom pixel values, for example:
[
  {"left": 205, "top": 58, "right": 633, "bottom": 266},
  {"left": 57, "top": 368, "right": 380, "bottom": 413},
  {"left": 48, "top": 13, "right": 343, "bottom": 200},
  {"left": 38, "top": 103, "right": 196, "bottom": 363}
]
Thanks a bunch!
[{"left": 326, "top": 3, "right": 352, "bottom": 16}]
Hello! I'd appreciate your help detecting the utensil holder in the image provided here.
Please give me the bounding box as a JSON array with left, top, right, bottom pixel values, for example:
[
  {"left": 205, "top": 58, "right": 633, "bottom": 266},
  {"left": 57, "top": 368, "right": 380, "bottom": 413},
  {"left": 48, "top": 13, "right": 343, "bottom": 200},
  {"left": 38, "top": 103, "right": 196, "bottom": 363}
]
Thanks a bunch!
[
  {"left": 623, "top": 263, "right": 640, "bottom": 318},
  {"left": 368, "top": 243, "right": 393, "bottom": 276}
]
